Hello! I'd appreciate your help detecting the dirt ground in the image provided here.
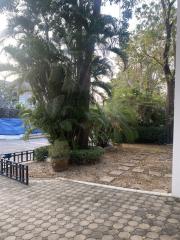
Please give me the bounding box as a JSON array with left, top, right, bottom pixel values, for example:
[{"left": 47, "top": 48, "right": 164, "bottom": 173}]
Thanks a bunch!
[{"left": 27, "top": 144, "right": 172, "bottom": 193}]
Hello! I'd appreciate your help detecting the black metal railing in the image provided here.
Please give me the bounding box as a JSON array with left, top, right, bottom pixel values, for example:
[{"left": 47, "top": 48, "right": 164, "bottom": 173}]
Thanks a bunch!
[
  {"left": 0, "top": 150, "right": 34, "bottom": 185},
  {"left": 2, "top": 150, "right": 34, "bottom": 163},
  {"left": 0, "top": 158, "right": 29, "bottom": 185}
]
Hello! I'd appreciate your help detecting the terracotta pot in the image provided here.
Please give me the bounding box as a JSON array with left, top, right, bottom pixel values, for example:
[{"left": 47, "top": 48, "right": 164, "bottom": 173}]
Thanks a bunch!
[{"left": 51, "top": 158, "right": 69, "bottom": 172}]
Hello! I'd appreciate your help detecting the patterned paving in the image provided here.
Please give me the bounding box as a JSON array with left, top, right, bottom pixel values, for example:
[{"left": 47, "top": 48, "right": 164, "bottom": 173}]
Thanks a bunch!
[{"left": 0, "top": 177, "right": 180, "bottom": 240}]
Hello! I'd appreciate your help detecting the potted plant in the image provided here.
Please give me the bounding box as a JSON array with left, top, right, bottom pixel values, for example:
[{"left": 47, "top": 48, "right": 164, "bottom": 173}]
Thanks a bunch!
[{"left": 49, "top": 140, "right": 70, "bottom": 171}]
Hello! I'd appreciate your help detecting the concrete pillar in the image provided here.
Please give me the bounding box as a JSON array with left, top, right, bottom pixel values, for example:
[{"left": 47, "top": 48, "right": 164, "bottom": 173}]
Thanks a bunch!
[{"left": 172, "top": 1, "right": 180, "bottom": 198}]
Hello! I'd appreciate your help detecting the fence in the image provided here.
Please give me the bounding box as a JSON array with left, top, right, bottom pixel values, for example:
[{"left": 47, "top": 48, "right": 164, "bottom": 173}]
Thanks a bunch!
[
  {"left": 0, "top": 150, "right": 33, "bottom": 185},
  {"left": 0, "top": 158, "right": 29, "bottom": 185},
  {"left": 2, "top": 150, "right": 34, "bottom": 163}
]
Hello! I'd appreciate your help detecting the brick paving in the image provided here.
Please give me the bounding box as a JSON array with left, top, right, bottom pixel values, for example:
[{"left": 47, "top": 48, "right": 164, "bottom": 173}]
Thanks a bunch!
[{"left": 0, "top": 177, "right": 180, "bottom": 240}]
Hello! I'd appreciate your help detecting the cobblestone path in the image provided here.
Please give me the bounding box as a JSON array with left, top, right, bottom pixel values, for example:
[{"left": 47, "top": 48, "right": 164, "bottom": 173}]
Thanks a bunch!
[{"left": 0, "top": 177, "right": 179, "bottom": 240}]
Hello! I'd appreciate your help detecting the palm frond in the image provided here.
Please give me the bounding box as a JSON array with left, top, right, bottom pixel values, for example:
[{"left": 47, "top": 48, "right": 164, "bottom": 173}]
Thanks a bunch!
[
  {"left": 91, "top": 80, "right": 112, "bottom": 97},
  {"left": 0, "top": 63, "right": 18, "bottom": 72},
  {"left": 108, "top": 47, "right": 128, "bottom": 70},
  {"left": 0, "top": 0, "right": 16, "bottom": 12}
]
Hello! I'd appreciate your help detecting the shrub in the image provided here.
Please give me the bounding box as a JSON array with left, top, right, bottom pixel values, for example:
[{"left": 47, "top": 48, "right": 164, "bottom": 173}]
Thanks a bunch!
[
  {"left": 70, "top": 147, "right": 104, "bottom": 165},
  {"left": 136, "top": 126, "right": 166, "bottom": 144},
  {"left": 49, "top": 140, "right": 70, "bottom": 171},
  {"left": 34, "top": 146, "right": 49, "bottom": 161},
  {"left": 49, "top": 140, "right": 70, "bottom": 159}
]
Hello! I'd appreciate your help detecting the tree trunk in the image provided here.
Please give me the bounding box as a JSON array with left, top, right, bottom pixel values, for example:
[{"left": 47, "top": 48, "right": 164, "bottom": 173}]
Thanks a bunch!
[
  {"left": 77, "top": 70, "right": 91, "bottom": 149},
  {"left": 161, "top": 0, "right": 175, "bottom": 144},
  {"left": 166, "top": 79, "right": 175, "bottom": 143},
  {"left": 77, "top": 0, "right": 102, "bottom": 149}
]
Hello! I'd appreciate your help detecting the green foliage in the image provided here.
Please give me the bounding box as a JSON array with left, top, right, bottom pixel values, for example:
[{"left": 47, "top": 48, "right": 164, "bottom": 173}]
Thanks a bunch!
[
  {"left": 34, "top": 146, "right": 49, "bottom": 162},
  {"left": 88, "top": 107, "right": 111, "bottom": 147},
  {"left": 49, "top": 140, "right": 70, "bottom": 159},
  {"left": 107, "top": 0, "right": 171, "bottom": 143},
  {"left": 136, "top": 127, "right": 166, "bottom": 144},
  {"left": 106, "top": 73, "right": 166, "bottom": 144},
  {"left": 0, "top": 0, "right": 133, "bottom": 149},
  {"left": 70, "top": 147, "right": 104, "bottom": 165},
  {"left": 88, "top": 105, "right": 137, "bottom": 147},
  {"left": 134, "top": 0, "right": 176, "bottom": 143},
  {"left": 105, "top": 88, "right": 139, "bottom": 143}
]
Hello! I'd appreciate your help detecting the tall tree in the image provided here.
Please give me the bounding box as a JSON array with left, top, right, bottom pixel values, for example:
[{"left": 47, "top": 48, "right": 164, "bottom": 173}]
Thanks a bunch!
[
  {"left": 0, "top": 0, "right": 133, "bottom": 148},
  {"left": 135, "top": 0, "right": 176, "bottom": 143},
  {"left": 161, "top": 0, "right": 176, "bottom": 143}
]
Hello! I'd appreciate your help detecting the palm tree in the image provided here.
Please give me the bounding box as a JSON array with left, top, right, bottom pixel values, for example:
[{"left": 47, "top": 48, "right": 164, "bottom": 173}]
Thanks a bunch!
[{"left": 0, "top": 0, "right": 132, "bottom": 149}]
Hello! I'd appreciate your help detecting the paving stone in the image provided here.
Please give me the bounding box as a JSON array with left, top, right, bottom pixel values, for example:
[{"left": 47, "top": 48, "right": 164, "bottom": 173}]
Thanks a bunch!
[
  {"left": 146, "top": 214, "right": 156, "bottom": 219},
  {"left": 109, "top": 170, "right": 123, "bottom": 176},
  {"left": 151, "top": 226, "right": 162, "bottom": 232},
  {"left": 8, "top": 227, "right": 19, "bottom": 233},
  {"left": 118, "top": 166, "right": 130, "bottom": 171},
  {"left": 124, "top": 214, "right": 132, "bottom": 219},
  {"left": 131, "top": 236, "right": 143, "bottom": 240},
  {"left": 41, "top": 222, "right": 51, "bottom": 228},
  {"left": 149, "top": 171, "right": 161, "bottom": 177},
  {"left": 119, "top": 218, "right": 128, "bottom": 224},
  {"left": 22, "top": 233, "right": 34, "bottom": 240},
  {"left": 121, "top": 162, "right": 136, "bottom": 167},
  {"left": 88, "top": 223, "right": 98, "bottom": 229},
  {"left": 118, "top": 232, "right": 131, "bottom": 239},
  {"left": 24, "top": 224, "right": 35, "bottom": 231},
  {"left": 132, "top": 167, "right": 144, "bottom": 173},
  {"left": 128, "top": 221, "right": 138, "bottom": 227},
  {"left": 47, "top": 234, "right": 60, "bottom": 240},
  {"left": 102, "top": 235, "right": 114, "bottom": 240},
  {"left": 82, "top": 229, "right": 92, "bottom": 235},
  {"left": 124, "top": 226, "right": 135, "bottom": 232},
  {"left": 113, "top": 223, "right": 123, "bottom": 229},
  {"left": 74, "top": 235, "right": 86, "bottom": 240},
  {"left": 15, "top": 230, "right": 26, "bottom": 237},
  {"left": 31, "top": 237, "right": 43, "bottom": 240},
  {"left": 89, "top": 231, "right": 103, "bottom": 239},
  {"left": 138, "top": 223, "right": 150, "bottom": 230},
  {"left": 48, "top": 225, "right": 59, "bottom": 231},
  {"left": 40, "top": 231, "right": 51, "bottom": 237},
  {"left": 167, "top": 218, "right": 179, "bottom": 224},
  {"left": 4, "top": 237, "right": 16, "bottom": 240},
  {"left": 132, "top": 228, "right": 148, "bottom": 236},
  {"left": 146, "top": 232, "right": 159, "bottom": 239},
  {"left": 160, "top": 235, "right": 173, "bottom": 240},
  {"left": 104, "top": 221, "right": 113, "bottom": 227},
  {"left": 113, "top": 212, "right": 122, "bottom": 217},
  {"left": 65, "top": 231, "right": 76, "bottom": 238},
  {"left": 99, "top": 176, "right": 115, "bottom": 183},
  {"left": 164, "top": 174, "right": 172, "bottom": 178},
  {"left": 94, "top": 218, "right": 104, "bottom": 223}
]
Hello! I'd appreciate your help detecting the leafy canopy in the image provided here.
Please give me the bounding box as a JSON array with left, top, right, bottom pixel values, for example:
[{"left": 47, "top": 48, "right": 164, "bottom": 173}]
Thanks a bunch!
[{"left": 0, "top": 0, "right": 133, "bottom": 148}]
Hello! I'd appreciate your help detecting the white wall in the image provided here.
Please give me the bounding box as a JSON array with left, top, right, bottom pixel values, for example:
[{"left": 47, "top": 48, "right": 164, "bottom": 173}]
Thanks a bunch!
[{"left": 172, "top": 2, "right": 180, "bottom": 197}]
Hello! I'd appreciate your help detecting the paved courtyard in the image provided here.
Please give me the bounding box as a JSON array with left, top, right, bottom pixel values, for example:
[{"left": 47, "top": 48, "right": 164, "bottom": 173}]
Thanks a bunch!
[
  {"left": 0, "top": 177, "right": 180, "bottom": 240},
  {"left": 0, "top": 138, "right": 49, "bottom": 154}
]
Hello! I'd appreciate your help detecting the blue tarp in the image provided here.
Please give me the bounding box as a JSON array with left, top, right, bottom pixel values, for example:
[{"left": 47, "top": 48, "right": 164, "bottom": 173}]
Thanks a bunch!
[{"left": 0, "top": 118, "right": 41, "bottom": 135}]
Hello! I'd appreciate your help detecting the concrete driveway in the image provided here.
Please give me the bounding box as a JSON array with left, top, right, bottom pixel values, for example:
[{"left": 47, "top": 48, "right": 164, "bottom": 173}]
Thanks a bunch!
[{"left": 0, "top": 138, "right": 49, "bottom": 154}]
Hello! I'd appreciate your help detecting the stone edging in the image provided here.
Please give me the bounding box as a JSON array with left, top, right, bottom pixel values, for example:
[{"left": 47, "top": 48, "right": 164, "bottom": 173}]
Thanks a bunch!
[{"left": 31, "top": 177, "right": 172, "bottom": 197}]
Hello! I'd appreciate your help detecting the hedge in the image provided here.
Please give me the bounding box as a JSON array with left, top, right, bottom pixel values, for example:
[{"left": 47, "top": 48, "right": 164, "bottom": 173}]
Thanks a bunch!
[
  {"left": 70, "top": 147, "right": 104, "bottom": 165},
  {"left": 136, "top": 126, "right": 166, "bottom": 144}
]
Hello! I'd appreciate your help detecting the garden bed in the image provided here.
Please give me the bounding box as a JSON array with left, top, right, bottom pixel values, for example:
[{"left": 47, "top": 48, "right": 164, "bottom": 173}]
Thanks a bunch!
[{"left": 26, "top": 144, "right": 172, "bottom": 193}]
